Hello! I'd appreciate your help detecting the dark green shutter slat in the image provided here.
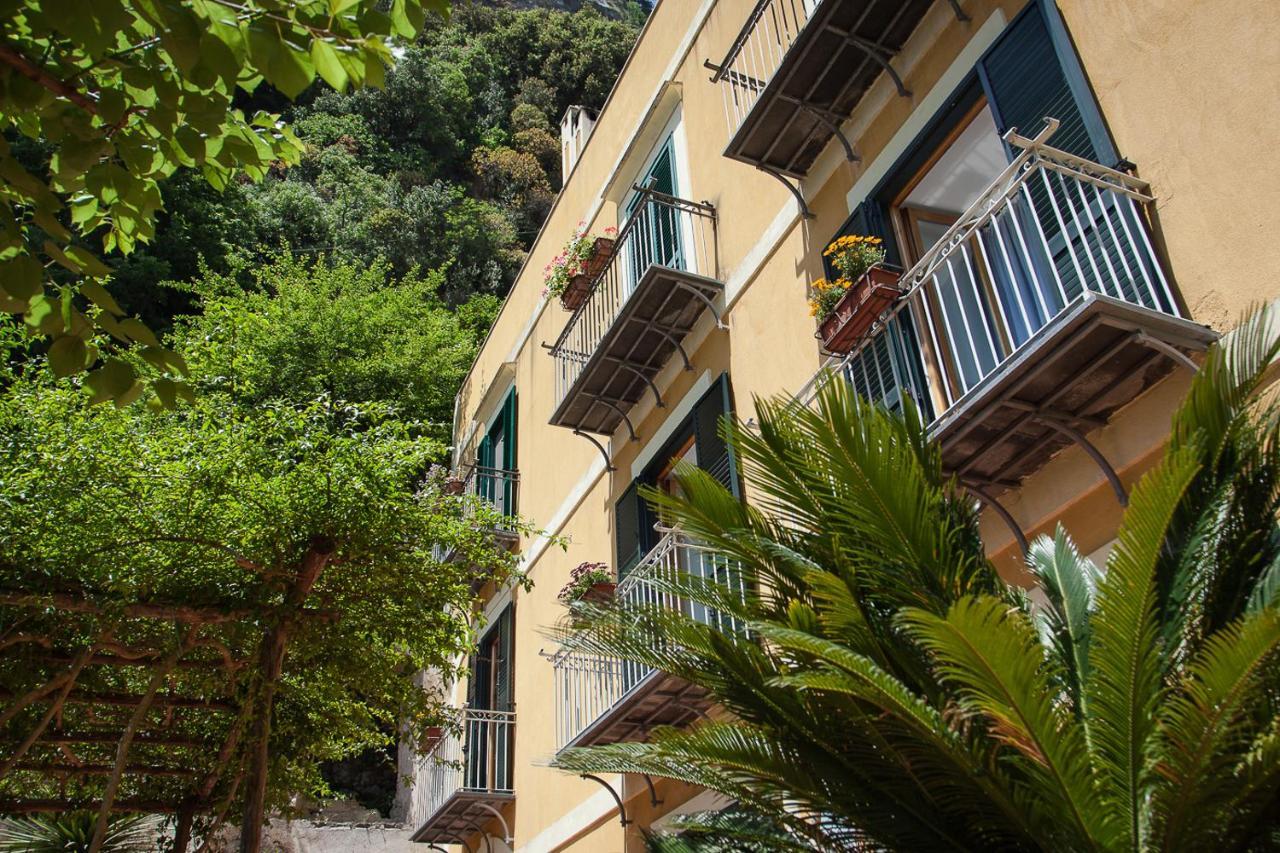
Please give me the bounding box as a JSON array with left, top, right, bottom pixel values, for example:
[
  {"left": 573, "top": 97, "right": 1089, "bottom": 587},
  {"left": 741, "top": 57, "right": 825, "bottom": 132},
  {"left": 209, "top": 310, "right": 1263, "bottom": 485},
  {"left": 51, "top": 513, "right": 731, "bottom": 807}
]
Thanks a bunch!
[
  {"left": 693, "top": 376, "right": 731, "bottom": 491},
  {"left": 615, "top": 481, "right": 643, "bottom": 579},
  {"left": 493, "top": 605, "right": 513, "bottom": 711},
  {"left": 978, "top": 3, "right": 1111, "bottom": 164},
  {"left": 826, "top": 199, "right": 901, "bottom": 278}
]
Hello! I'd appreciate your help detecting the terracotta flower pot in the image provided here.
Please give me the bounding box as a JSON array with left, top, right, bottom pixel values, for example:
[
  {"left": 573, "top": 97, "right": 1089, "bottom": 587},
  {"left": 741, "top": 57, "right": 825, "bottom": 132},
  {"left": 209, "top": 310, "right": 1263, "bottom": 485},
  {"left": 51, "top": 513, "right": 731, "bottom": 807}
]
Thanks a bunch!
[
  {"left": 442, "top": 476, "right": 465, "bottom": 496},
  {"left": 559, "top": 274, "right": 593, "bottom": 311},
  {"left": 581, "top": 237, "right": 615, "bottom": 279},
  {"left": 559, "top": 238, "right": 615, "bottom": 311},
  {"left": 817, "top": 265, "right": 902, "bottom": 354},
  {"left": 580, "top": 581, "right": 616, "bottom": 605}
]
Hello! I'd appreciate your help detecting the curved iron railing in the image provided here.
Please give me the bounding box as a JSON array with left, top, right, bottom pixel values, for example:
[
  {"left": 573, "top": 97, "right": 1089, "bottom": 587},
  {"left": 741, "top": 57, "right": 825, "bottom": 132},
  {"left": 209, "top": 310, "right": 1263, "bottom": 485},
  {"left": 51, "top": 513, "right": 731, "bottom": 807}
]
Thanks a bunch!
[
  {"left": 549, "top": 191, "right": 718, "bottom": 412},
  {"left": 551, "top": 530, "right": 746, "bottom": 751},
  {"left": 793, "top": 120, "right": 1180, "bottom": 420}
]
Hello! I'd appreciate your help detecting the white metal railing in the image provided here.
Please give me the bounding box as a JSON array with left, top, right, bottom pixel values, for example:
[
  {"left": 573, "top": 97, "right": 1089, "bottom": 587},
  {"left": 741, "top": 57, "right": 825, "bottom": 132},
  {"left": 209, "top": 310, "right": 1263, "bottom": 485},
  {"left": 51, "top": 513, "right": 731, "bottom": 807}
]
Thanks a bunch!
[
  {"left": 409, "top": 706, "right": 516, "bottom": 829},
  {"left": 431, "top": 463, "right": 520, "bottom": 562},
  {"left": 796, "top": 120, "right": 1181, "bottom": 420},
  {"left": 549, "top": 191, "right": 718, "bottom": 412},
  {"left": 551, "top": 530, "right": 746, "bottom": 751},
  {"left": 712, "top": 0, "right": 821, "bottom": 140}
]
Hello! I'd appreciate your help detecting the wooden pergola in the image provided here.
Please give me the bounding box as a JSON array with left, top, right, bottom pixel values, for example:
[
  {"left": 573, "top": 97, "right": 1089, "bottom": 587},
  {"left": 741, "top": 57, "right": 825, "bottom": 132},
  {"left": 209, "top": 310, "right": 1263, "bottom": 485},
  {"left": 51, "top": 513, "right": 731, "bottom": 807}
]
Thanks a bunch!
[{"left": 0, "top": 537, "right": 339, "bottom": 853}]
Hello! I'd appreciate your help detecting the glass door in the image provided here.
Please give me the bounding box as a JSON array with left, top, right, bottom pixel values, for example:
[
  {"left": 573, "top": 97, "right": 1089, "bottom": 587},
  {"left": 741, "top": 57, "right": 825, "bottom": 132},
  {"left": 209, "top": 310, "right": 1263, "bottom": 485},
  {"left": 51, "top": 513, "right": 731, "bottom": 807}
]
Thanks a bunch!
[{"left": 624, "top": 136, "right": 683, "bottom": 293}]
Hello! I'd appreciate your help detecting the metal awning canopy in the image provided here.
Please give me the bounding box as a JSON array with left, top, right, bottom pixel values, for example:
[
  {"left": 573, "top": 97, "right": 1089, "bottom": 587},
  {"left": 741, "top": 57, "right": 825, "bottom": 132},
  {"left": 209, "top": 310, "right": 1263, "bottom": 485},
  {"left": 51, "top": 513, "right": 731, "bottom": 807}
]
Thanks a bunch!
[
  {"left": 559, "top": 670, "right": 711, "bottom": 753},
  {"left": 719, "top": 0, "right": 935, "bottom": 178},
  {"left": 410, "top": 790, "right": 515, "bottom": 844},
  {"left": 932, "top": 294, "right": 1218, "bottom": 497},
  {"left": 550, "top": 266, "right": 724, "bottom": 436}
]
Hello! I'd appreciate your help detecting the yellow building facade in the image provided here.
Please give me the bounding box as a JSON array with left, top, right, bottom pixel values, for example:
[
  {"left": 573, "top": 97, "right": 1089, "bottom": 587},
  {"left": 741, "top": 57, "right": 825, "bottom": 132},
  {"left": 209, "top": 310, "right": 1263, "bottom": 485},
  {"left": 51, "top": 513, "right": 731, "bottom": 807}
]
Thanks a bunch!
[{"left": 403, "top": 0, "right": 1280, "bottom": 849}]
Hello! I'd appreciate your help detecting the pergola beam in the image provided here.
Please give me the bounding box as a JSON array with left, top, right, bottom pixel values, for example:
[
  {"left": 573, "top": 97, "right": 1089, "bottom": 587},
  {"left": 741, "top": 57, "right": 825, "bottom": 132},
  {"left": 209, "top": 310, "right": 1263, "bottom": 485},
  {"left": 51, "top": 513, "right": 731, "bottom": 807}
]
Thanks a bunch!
[{"left": 0, "top": 686, "right": 235, "bottom": 712}]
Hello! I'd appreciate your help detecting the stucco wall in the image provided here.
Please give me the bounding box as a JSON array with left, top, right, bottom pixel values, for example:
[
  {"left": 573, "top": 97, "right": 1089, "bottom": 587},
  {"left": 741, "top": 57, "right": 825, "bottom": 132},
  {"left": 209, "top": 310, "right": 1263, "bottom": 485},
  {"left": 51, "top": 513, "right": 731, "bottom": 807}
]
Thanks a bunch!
[{"left": 428, "top": 0, "right": 1280, "bottom": 849}]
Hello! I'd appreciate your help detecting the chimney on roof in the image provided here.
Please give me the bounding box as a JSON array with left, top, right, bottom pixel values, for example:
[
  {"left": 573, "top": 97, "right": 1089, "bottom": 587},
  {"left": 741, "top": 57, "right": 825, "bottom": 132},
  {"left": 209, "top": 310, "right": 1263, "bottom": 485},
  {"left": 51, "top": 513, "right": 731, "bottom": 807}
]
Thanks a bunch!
[{"left": 560, "top": 105, "right": 597, "bottom": 177}]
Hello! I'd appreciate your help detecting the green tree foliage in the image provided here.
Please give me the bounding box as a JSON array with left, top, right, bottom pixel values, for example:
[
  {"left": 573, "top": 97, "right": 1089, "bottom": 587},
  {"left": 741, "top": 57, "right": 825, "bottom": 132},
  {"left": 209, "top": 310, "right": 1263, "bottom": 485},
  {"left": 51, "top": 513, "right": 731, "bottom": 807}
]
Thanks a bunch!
[
  {"left": 553, "top": 311, "right": 1280, "bottom": 851},
  {"left": 0, "top": 255, "right": 523, "bottom": 825},
  {"left": 175, "top": 253, "right": 492, "bottom": 432},
  {"left": 0, "top": 0, "right": 446, "bottom": 402},
  {"left": 113, "top": 5, "right": 642, "bottom": 313}
]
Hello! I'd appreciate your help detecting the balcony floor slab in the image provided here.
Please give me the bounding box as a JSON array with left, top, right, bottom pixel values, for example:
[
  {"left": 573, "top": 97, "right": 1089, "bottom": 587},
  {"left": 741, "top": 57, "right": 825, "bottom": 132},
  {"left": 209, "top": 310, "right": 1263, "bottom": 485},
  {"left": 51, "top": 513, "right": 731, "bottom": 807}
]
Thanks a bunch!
[
  {"left": 411, "top": 790, "right": 515, "bottom": 844},
  {"left": 930, "top": 293, "right": 1218, "bottom": 494},
  {"left": 559, "top": 668, "right": 713, "bottom": 753},
  {"left": 723, "top": 0, "right": 932, "bottom": 177},
  {"left": 551, "top": 265, "right": 724, "bottom": 436}
]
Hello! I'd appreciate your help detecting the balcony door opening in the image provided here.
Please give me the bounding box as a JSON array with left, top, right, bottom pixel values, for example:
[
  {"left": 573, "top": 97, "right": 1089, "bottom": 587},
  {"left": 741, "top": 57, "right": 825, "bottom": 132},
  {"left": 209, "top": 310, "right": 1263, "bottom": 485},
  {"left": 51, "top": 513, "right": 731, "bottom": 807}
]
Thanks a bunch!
[
  {"left": 890, "top": 101, "right": 1024, "bottom": 396},
  {"left": 623, "top": 134, "right": 686, "bottom": 293},
  {"left": 476, "top": 389, "right": 516, "bottom": 518},
  {"left": 464, "top": 606, "right": 513, "bottom": 793}
]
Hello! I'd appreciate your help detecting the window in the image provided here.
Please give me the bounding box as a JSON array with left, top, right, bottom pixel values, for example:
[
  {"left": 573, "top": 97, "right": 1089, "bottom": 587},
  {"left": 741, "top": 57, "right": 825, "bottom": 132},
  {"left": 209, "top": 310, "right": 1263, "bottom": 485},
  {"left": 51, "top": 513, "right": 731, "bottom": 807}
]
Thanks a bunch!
[
  {"left": 465, "top": 605, "right": 513, "bottom": 791},
  {"left": 476, "top": 388, "right": 517, "bottom": 516},
  {"left": 826, "top": 0, "right": 1126, "bottom": 414},
  {"left": 614, "top": 375, "right": 738, "bottom": 577},
  {"left": 622, "top": 134, "right": 685, "bottom": 290}
]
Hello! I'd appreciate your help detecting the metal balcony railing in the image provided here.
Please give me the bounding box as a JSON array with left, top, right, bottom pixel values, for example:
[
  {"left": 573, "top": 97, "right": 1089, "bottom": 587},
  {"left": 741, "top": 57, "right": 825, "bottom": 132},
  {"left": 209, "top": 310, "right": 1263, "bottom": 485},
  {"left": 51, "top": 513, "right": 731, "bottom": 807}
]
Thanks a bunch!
[
  {"left": 551, "top": 530, "right": 746, "bottom": 751},
  {"left": 457, "top": 463, "right": 520, "bottom": 531},
  {"left": 409, "top": 707, "right": 516, "bottom": 830},
  {"left": 549, "top": 190, "right": 718, "bottom": 416},
  {"left": 431, "top": 464, "right": 520, "bottom": 563},
  {"left": 713, "top": 0, "right": 820, "bottom": 141},
  {"left": 796, "top": 120, "right": 1182, "bottom": 421}
]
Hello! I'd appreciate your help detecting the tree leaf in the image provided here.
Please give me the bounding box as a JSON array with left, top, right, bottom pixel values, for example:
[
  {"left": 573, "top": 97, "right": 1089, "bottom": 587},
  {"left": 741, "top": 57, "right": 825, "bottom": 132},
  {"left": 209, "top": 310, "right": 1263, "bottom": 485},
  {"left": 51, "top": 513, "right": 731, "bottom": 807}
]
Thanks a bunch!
[{"left": 48, "top": 334, "right": 89, "bottom": 377}]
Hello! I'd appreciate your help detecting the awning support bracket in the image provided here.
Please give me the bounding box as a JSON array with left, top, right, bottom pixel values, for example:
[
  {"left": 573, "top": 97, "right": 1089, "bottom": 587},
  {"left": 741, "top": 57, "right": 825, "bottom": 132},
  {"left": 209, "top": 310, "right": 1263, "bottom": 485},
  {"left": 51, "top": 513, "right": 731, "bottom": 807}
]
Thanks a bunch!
[
  {"left": 1036, "top": 415, "right": 1129, "bottom": 507},
  {"left": 641, "top": 774, "right": 664, "bottom": 809},
  {"left": 581, "top": 773, "right": 631, "bottom": 827},
  {"left": 671, "top": 281, "right": 727, "bottom": 330},
  {"left": 588, "top": 395, "right": 639, "bottom": 441},
  {"left": 800, "top": 104, "right": 859, "bottom": 164},
  {"left": 654, "top": 328, "right": 694, "bottom": 371},
  {"left": 756, "top": 166, "right": 813, "bottom": 219},
  {"left": 963, "top": 481, "right": 1029, "bottom": 555},
  {"left": 947, "top": 0, "right": 971, "bottom": 22},
  {"left": 474, "top": 802, "right": 513, "bottom": 847},
  {"left": 614, "top": 361, "right": 665, "bottom": 408},
  {"left": 1134, "top": 332, "right": 1200, "bottom": 373},
  {"left": 841, "top": 34, "right": 911, "bottom": 98},
  {"left": 573, "top": 429, "right": 616, "bottom": 472}
]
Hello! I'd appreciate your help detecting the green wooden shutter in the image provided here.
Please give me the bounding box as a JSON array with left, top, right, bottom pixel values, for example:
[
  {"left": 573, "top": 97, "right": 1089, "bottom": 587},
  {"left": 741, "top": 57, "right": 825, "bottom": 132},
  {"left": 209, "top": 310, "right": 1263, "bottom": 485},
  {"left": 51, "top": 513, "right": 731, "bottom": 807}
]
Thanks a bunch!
[
  {"left": 977, "top": 2, "right": 1116, "bottom": 165},
  {"left": 614, "top": 480, "right": 643, "bottom": 580},
  {"left": 500, "top": 389, "right": 517, "bottom": 471},
  {"left": 826, "top": 199, "right": 901, "bottom": 278},
  {"left": 493, "top": 605, "right": 513, "bottom": 712},
  {"left": 692, "top": 374, "right": 739, "bottom": 497}
]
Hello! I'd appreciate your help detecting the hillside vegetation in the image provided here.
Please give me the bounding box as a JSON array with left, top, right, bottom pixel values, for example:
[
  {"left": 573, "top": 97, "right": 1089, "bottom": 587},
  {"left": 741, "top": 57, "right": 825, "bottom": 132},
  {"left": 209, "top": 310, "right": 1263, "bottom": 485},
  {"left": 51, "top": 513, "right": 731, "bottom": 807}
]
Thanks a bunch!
[{"left": 109, "top": 4, "right": 642, "bottom": 333}]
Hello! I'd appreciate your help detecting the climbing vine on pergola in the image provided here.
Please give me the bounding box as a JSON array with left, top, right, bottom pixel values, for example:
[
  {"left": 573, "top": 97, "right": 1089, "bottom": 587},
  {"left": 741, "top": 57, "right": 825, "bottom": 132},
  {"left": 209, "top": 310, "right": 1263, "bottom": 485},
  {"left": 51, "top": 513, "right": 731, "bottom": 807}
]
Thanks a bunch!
[{"left": 0, "top": 387, "right": 528, "bottom": 852}]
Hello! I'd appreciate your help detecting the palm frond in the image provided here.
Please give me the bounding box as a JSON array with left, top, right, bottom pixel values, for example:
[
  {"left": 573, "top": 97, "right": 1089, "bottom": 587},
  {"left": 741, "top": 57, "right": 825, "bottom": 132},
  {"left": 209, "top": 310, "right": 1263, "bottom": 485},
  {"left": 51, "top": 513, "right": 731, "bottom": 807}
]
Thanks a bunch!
[
  {"left": 902, "top": 596, "right": 1105, "bottom": 850},
  {"left": 1148, "top": 608, "right": 1280, "bottom": 848},
  {"left": 1025, "top": 526, "right": 1099, "bottom": 716},
  {"left": 1085, "top": 443, "right": 1200, "bottom": 849}
]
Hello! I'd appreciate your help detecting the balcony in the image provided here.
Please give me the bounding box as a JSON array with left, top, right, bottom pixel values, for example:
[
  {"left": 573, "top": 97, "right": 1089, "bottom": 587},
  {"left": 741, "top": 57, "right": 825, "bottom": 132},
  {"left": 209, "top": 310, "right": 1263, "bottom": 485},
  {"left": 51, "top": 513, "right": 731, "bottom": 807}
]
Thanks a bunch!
[
  {"left": 711, "top": 0, "right": 939, "bottom": 179},
  {"left": 434, "top": 464, "right": 520, "bottom": 563},
  {"left": 409, "top": 707, "right": 516, "bottom": 845},
  {"left": 548, "top": 191, "right": 721, "bottom": 436},
  {"left": 552, "top": 531, "right": 746, "bottom": 752},
  {"left": 798, "top": 126, "right": 1217, "bottom": 507}
]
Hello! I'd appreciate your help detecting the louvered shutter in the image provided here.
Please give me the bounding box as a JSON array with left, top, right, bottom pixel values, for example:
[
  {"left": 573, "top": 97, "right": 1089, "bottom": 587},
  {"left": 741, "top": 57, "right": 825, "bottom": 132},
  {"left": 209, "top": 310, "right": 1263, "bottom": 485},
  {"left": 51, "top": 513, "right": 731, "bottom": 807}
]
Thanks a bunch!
[
  {"left": 493, "top": 605, "right": 513, "bottom": 712},
  {"left": 692, "top": 374, "right": 739, "bottom": 497},
  {"left": 977, "top": 2, "right": 1117, "bottom": 165},
  {"left": 826, "top": 199, "right": 902, "bottom": 280},
  {"left": 614, "top": 480, "right": 644, "bottom": 580}
]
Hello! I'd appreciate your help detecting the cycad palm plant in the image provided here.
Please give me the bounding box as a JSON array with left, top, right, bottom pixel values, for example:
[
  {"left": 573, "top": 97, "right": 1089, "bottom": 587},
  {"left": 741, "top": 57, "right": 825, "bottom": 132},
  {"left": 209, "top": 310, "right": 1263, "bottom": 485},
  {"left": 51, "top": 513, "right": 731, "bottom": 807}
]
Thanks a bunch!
[{"left": 553, "top": 310, "right": 1280, "bottom": 851}]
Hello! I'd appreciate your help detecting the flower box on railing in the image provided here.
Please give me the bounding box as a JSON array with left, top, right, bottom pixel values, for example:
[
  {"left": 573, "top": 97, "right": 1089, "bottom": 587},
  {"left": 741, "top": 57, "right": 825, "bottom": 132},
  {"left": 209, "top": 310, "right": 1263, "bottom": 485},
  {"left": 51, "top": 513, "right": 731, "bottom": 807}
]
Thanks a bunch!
[
  {"left": 558, "top": 236, "right": 617, "bottom": 312},
  {"left": 817, "top": 266, "right": 902, "bottom": 354}
]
